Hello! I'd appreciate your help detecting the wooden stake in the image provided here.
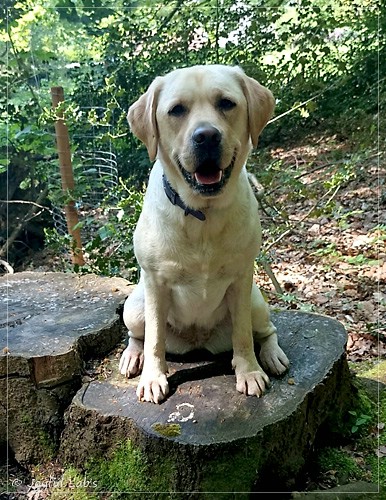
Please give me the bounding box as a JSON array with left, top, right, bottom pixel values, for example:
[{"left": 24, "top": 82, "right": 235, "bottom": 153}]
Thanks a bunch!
[{"left": 51, "top": 86, "right": 85, "bottom": 266}]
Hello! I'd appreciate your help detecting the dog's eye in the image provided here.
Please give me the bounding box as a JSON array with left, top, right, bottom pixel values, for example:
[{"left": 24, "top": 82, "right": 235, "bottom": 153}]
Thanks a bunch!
[
  {"left": 168, "top": 104, "right": 187, "bottom": 117},
  {"left": 217, "top": 98, "right": 236, "bottom": 111}
]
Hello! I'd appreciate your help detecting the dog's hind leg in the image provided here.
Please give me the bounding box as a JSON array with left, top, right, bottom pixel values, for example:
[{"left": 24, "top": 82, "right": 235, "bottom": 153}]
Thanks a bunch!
[
  {"left": 119, "top": 280, "right": 145, "bottom": 378},
  {"left": 251, "top": 283, "right": 289, "bottom": 376}
]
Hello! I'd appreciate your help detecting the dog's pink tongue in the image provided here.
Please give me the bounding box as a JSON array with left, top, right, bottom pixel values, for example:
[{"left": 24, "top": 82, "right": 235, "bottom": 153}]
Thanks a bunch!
[{"left": 195, "top": 170, "right": 222, "bottom": 185}]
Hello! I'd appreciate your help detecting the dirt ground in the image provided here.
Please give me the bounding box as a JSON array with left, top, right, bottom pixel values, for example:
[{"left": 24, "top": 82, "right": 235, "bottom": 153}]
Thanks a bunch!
[{"left": 253, "top": 133, "right": 385, "bottom": 364}]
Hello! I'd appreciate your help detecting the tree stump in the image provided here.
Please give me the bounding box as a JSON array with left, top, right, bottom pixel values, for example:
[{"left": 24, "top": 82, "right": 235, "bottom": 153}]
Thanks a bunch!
[
  {"left": 0, "top": 272, "right": 132, "bottom": 465},
  {"left": 60, "top": 310, "right": 353, "bottom": 494}
]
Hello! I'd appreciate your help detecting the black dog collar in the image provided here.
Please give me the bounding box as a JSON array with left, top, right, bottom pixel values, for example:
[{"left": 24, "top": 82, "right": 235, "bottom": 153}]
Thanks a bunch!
[{"left": 162, "top": 175, "right": 206, "bottom": 221}]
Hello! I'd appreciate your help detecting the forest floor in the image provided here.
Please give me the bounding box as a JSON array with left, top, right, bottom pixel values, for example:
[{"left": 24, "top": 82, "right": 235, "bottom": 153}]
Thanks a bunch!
[
  {"left": 252, "top": 130, "right": 385, "bottom": 365},
  {"left": 1, "top": 127, "right": 385, "bottom": 498}
]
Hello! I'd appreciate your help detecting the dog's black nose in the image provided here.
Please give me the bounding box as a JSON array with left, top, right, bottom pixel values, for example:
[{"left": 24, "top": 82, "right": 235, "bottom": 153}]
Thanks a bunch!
[{"left": 192, "top": 126, "right": 221, "bottom": 146}]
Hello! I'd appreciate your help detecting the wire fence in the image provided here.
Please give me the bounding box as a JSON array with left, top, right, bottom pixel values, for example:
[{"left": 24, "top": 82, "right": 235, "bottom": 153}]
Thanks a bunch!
[{"left": 50, "top": 106, "right": 118, "bottom": 237}]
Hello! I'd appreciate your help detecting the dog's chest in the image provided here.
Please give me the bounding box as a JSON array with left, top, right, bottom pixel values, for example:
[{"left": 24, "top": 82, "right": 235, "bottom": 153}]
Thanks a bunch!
[
  {"left": 168, "top": 260, "right": 232, "bottom": 329},
  {"left": 166, "top": 238, "right": 241, "bottom": 305},
  {"left": 163, "top": 246, "right": 233, "bottom": 286},
  {"left": 139, "top": 212, "right": 257, "bottom": 284}
]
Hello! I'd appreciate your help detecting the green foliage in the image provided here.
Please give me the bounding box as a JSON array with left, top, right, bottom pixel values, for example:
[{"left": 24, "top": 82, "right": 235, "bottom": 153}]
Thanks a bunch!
[
  {"left": 44, "top": 179, "right": 144, "bottom": 279},
  {"left": 347, "top": 410, "right": 372, "bottom": 435},
  {"left": 344, "top": 378, "right": 375, "bottom": 438},
  {"left": 201, "top": 442, "right": 264, "bottom": 495},
  {"left": 2, "top": 0, "right": 383, "bottom": 272},
  {"left": 3, "top": 0, "right": 382, "bottom": 162},
  {"left": 316, "top": 447, "right": 362, "bottom": 481},
  {"left": 86, "top": 439, "right": 176, "bottom": 497},
  {"left": 50, "top": 468, "right": 99, "bottom": 500},
  {"left": 313, "top": 371, "right": 385, "bottom": 489},
  {"left": 87, "top": 440, "right": 147, "bottom": 494},
  {"left": 370, "top": 386, "right": 386, "bottom": 485}
]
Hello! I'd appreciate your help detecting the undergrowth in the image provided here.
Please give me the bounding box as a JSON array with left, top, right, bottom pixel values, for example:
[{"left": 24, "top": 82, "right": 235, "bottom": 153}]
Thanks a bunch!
[{"left": 308, "top": 364, "right": 386, "bottom": 492}]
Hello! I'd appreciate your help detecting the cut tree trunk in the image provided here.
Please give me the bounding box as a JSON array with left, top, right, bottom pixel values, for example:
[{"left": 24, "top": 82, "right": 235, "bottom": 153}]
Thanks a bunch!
[
  {"left": 0, "top": 272, "right": 132, "bottom": 465},
  {"left": 59, "top": 310, "right": 354, "bottom": 495}
]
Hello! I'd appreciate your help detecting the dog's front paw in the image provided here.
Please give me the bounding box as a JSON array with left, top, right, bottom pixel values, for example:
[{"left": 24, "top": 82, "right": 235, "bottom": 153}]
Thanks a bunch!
[
  {"left": 232, "top": 354, "right": 270, "bottom": 397},
  {"left": 259, "top": 337, "right": 289, "bottom": 376},
  {"left": 136, "top": 372, "right": 169, "bottom": 404},
  {"left": 235, "top": 369, "right": 270, "bottom": 397},
  {"left": 119, "top": 337, "right": 144, "bottom": 378}
]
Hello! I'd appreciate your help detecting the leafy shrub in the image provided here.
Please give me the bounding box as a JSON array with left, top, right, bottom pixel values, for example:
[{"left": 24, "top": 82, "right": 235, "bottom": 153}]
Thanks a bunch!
[{"left": 45, "top": 179, "right": 144, "bottom": 280}]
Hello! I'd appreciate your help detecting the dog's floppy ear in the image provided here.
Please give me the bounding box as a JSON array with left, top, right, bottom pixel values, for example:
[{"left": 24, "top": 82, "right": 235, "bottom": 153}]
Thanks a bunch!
[
  {"left": 127, "top": 76, "right": 163, "bottom": 162},
  {"left": 238, "top": 70, "right": 275, "bottom": 148}
]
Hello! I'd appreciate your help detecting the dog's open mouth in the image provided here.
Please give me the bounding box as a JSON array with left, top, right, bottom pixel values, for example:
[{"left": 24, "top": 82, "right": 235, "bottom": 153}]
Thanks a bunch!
[
  {"left": 195, "top": 166, "right": 223, "bottom": 186},
  {"left": 176, "top": 153, "right": 236, "bottom": 196}
]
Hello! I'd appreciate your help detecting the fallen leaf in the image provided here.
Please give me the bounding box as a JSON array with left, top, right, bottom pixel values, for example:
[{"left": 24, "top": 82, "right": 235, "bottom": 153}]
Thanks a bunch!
[
  {"left": 315, "top": 294, "right": 329, "bottom": 305},
  {"left": 375, "top": 445, "right": 386, "bottom": 457},
  {"left": 309, "top": 223, "right": 320, "bottom": 235}
]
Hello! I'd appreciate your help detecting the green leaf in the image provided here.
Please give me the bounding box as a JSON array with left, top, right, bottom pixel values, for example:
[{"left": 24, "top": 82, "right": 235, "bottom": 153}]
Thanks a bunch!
[{"left": 98, "top": 226, "right": 112, "bottom": 240}]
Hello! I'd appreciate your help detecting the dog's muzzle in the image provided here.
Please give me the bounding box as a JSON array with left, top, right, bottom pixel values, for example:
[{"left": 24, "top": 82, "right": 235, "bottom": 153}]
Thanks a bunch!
[{"left": 176, "top": 125, "right": 236, "bottom": 196}]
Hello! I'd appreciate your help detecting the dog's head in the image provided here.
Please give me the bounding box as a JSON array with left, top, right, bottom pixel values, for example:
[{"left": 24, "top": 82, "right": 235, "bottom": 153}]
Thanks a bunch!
[{"left": 128, "top": 65, "right": 274, "bottom": 200}]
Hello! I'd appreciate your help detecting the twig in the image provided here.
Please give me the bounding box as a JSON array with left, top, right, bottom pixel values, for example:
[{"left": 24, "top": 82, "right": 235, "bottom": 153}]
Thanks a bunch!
[
  {"left": 7, "top": 31, "right": 43, "bottom": 111},
  {"left": 248, "top": 173, "right": 287, "bottom": 222},
  {"left": 106, "top": 131, "right": 128, "bottom": 140},
  {"left": 0, "top": 188, "right": 48, "bottom": 257},
  {"left": 0, "top": 199, "right": 53, "bottom": 214},
  {"left": 0, "top": 259, "right": 14, "bottom": 274},
  {"left": 293, "top": 160, "right": 338, "bottom": 180},
  {"left": 24, "top": 209, "right": 45, "bottom": 223},
  {"left": 158, "top": 0, "right": 185, "bottom": 31},
  {"left": 249, "top": 174, "right": 284, "bottom": 294},
  {"left": 261, "top": 261, "right": 284, "bottom": 295},
  {"left": 323, "top": 184, "right": 341, "bottom": 207},
  {"left": 264, "top": 184, "right": 341, "bottom": 253},
  {"left": 300, "top": 184, "right": 340, "bottom": 222},
  {"left": 264, "top": 229, "right": 293, "bottom": 254},
  {"left": 268, "top": 90, "right": 326, "bottom": 125},
  {"left": 257, "top": 184, "right": 341, "bottom": 293},
  {"left": 268, "top": 151, "right": 381, "bottom": 196},
  {"left": 266, "top": 161, "right": 338, "bottom": 197},
  {"left": 248, "top": 173, "right": 264, "bottom": 199}
]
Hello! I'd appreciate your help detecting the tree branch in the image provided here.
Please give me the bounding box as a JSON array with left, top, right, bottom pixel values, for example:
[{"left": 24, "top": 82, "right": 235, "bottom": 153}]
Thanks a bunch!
[
  {"left": 0, "top": 199, "right": 53, "bottom": 214},
  {"left": 261, "top": 261, "right": 284, "bottom": 295},
  {"left": 7, "top": 30, "right": 43, "bottom": 111},
  {"left": 249, "top": 173, "right": 284, "bottom": 294},
  {"left": 0, "top": 259, "right": 14, "bottom": 274},
  {"left": 158, "top": 0, "right": 185, "bottom": 31}
]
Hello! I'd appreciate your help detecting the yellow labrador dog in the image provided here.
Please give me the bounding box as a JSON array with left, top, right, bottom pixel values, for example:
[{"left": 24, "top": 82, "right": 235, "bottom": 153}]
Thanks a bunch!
[{"left": 119, "top": 65, "right": 289, "bottom": 403}]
